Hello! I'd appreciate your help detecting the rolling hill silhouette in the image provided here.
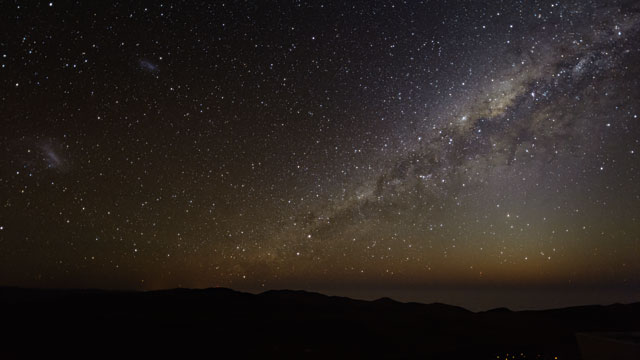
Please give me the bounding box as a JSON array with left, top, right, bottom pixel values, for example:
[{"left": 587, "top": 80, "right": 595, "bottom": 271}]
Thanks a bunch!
[{"left": 0, "top": 287, "right": 638, "bottom": 359}]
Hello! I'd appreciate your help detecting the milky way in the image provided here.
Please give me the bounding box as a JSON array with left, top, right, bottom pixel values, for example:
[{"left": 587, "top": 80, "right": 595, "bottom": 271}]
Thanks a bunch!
[{"left": 1, "top": 1, "right": 639, "bottom": 309}]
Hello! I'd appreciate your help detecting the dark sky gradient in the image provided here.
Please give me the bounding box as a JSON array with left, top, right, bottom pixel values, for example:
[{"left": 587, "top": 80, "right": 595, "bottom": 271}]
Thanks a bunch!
[{"left": 2, "top": 0, "right": 640, "bottom": 310}]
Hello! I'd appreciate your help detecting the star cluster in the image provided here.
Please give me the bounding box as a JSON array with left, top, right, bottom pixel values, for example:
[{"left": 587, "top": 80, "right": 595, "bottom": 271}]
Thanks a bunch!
[{"left": 1, "top": 0, "right": 639, "bottom": 309}]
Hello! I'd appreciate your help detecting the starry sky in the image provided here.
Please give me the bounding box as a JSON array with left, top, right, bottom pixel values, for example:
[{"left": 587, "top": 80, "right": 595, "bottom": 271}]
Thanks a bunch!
[{"left": 2, "top": 0, "right": 640, "bottom": 310}]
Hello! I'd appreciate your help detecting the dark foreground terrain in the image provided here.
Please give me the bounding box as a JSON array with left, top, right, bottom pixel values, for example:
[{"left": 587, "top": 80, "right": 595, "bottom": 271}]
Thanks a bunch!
[{"left": 1, "top": 287, "right": 638, "bottom": 359}]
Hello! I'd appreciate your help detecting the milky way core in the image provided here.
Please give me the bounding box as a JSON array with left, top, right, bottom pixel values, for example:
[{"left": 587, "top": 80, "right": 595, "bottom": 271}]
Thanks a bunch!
[{"left": 1, "top": 0, "right": 639, "bottom": 309}]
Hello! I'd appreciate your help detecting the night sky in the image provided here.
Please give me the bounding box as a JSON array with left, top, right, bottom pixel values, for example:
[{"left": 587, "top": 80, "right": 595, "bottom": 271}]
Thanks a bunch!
[{"left": 2, "top": 0, "right": 640, "bottom": 310}]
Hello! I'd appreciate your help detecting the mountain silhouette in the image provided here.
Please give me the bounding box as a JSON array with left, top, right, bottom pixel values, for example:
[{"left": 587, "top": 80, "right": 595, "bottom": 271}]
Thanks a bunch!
[{"left": 0, "top": 286, "right": 638, "bottom": 359}]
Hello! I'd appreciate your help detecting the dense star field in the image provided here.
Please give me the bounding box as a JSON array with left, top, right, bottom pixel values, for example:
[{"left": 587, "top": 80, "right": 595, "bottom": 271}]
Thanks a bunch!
[{"left": 1, "top": 0, "right": 639, "bottom": 310}]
